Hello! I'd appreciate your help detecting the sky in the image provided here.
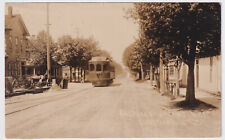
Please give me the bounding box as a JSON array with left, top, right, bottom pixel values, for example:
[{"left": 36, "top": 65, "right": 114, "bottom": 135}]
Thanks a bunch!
[{"left": 5, "top": 3, "right": 139, "bottom": 64}]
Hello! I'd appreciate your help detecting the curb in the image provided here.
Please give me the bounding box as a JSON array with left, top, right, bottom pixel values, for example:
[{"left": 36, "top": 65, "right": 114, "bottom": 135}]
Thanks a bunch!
[{"left": 5, "top": 87, "right": 51, "bottom": 98}]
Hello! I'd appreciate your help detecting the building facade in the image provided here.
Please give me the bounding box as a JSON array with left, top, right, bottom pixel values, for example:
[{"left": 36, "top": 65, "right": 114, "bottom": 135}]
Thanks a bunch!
[
  {"left": 166, "top": 55, "right": 221, "bottom": 95},
  {"left": 195, "top": 55, "right": 221, "bottom": 94},
  {"left": 5, "top": 6, "right": 30, "bottom": 79}
]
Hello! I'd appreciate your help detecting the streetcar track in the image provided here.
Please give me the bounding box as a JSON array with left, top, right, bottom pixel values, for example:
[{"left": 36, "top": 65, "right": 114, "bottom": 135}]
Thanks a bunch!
[
  {"left": 5, "top": 87, "right": 93, "bottom": 116},
  {"left": 5, "top": 104, "right": 43, "bottom": 116},
  {"left": 6, "top": 87, "right": 108, "bottom": 137},
  {"left": 5, "top": 89, "right": 77, "bottom": 105}
]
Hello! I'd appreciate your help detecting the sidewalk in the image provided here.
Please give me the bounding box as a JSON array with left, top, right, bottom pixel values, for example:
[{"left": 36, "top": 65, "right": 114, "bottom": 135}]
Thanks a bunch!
[
  {"left": 179, "top": 88, "right": 221, "bottom": 108},
  {"left": 144, "top": 79, "right": 221, "bottom": 109},
  {"left": 5, "top": 86, "right": 50, "bottom": 98},
  {"left": 5, "top": 82, "right": 93, "bottom": 99},
  {"left": 5, "top": 82, "right": 93, "bottom": 106}
]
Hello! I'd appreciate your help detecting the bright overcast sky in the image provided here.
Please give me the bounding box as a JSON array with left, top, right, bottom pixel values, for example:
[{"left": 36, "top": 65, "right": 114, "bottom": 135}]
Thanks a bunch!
[{"left": 5, "top": 3, "right": 139, "bottom": 64}]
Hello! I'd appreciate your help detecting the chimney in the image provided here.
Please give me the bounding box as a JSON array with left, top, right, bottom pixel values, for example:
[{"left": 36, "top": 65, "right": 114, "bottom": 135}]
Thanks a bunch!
[{"left": 8, "top": 6, "right": 13, "bottom": 17}]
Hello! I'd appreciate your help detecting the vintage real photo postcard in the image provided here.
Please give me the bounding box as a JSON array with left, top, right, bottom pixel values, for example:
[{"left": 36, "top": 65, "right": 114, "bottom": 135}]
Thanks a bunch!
[{"left": 3, "top": 2, "right": 221, "bottom": 138}]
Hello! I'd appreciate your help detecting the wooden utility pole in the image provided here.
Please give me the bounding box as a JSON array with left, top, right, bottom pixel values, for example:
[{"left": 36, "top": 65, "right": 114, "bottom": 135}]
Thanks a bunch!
[{"left": 46, "top": 3, "right": 51, "bottom": 81}]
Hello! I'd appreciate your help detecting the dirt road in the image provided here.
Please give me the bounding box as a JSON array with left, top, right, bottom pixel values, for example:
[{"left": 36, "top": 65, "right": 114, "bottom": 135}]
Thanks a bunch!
[{"left": 5, "top": 78, "right": 221, "bottom": 138}]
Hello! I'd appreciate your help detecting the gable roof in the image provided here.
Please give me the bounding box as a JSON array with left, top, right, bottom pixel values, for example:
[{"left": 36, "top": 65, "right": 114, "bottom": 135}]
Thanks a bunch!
[{"left": 5, "top": 14, "right": 30, "bottom": 36}]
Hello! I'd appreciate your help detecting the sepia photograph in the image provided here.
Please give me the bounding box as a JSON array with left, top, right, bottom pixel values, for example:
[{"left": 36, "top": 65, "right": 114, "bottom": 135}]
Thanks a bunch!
[{"left": 3, "top": 2, "right": 222, "bottom": 138}]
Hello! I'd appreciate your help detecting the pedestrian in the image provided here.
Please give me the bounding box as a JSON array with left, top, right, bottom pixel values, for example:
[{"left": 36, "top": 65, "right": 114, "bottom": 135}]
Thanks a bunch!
[
  {"left": 63, "top": 73, "right": 69, "bottom": 89},
  {"left": 81, "top": 76, "right": 84, "bottom": 83}
]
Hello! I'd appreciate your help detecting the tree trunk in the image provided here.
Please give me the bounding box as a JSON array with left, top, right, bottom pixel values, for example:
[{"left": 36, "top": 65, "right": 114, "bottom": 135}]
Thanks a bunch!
[
  {"left": 69, "top": 66, "right": 72, "bottom": 82},
  {"left": 186, "top": 63, "right": 196, "bottom": 103},
  {"left": 141, "top": 63, "right": 144, "bottom": 80},
  {"left": 74, "top": 67, "right": 77, "bottom": 82},
  {"left": 150, "top": 65, "right": 153, "bottom": 85},
  {"left": 159, "top": 50, "right": 165, "bottom": 94},
  {"left": 139, "top": 71, "right": 141, "bottom": 80},
  {"left": 185, "top": 40, "right": 197, "bottom": 104},
  {"left": 152, "top": 66, "right": 155, "bottom": 81},
  {"left": 84, "top": 70, "right": 86, "bottom": 82},
  {"left": 196, "top": 59, "right": 199, "bottom": 88},
  {"left": 80, "top": 68, "right": 83, "bottom": 79},
  {"left": 78, "top": 67, "right": 80, "bottom": 82},
  {"left": 175, "top": 66, "right": 180, "bottom": 97}
]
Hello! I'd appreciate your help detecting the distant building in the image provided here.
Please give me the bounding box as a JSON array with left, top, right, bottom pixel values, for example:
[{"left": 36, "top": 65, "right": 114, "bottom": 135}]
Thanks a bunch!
[{"left": 5, "top": 6, "right": 30, "bottom": 78}]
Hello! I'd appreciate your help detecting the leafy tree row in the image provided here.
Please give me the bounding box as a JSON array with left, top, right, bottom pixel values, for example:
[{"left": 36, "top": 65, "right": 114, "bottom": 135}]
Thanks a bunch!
[
  {"left": 28, "top": 31, "right": 118, "bottom": 81},
  {"left": 127, "top": 3, "right": 221, "bottom": 104},
  {"left": 55, "top": 35, "right": 98, "bottom": 70},
  {"left": 123, "top": 39, "right": 159, "bottom": 80}
]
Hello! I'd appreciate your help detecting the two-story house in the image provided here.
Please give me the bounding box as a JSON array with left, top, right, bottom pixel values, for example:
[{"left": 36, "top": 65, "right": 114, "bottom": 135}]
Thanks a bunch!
[{"left": 5, "top": 6, "right": 30, "bottom": 79}]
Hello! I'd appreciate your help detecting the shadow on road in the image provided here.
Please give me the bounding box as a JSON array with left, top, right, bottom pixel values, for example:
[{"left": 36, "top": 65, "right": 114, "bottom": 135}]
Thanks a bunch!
[
  {"left": 135, "top": 79, "right": 146, "bottom": 83},
  {"left": 168, "top": 99, "right": 217, "bottom": 112},
  {"left": 109, "top": 83, "right": 121, "bottom": 87}
]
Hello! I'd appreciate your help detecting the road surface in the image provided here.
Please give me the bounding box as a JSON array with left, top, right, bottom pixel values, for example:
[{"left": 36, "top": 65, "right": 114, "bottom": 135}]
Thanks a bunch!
[{"left": 5, "top": 77, "right": 221, "bottom": 138}]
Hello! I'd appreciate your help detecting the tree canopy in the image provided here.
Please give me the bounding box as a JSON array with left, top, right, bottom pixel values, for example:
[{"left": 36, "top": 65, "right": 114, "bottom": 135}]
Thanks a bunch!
[
  {"left": 27, "top": 30, "right": 56, "bottom": 66},
  {"left": 129, "top": 3, "right": 220, "bottom": 63},
  {"left": 128, "top": 3, "right": 221, "bottom": 103},
  {"left": 55, "top": 36, "right": 98, "bottom": 69},
  {"left": 123, "top": 39, "right": 159, "bottom": 73}
]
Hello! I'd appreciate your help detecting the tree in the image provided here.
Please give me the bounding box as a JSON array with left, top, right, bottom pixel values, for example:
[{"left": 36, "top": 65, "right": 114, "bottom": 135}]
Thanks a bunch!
[
  {"left": 28, "top": 30, "right": 56, "bottom": 66},
  {"left": 92, "top": 49, "right": 112, "bottom": 59},
  {"left": 56, "top": 36, "right": 98, "bottom": 68},
  {"left": 128, "top": 3, "right": 221, "bottom": 104},
  {"left": 123, "top": 42, "right": 139, "bottom": 71},
  {"left": 55, "top": 35, "right": 98, "bottom": 81},
  {"left": 123, "top": 39, "right": 160, "bottom": 80},
  {"left": 123, "top": 41, "right": 143, "bottom": 79}
]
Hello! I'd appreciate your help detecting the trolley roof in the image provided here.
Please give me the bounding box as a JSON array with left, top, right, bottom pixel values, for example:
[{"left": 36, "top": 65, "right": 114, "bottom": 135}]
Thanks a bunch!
[{"left": 89, "top": 56, "right": 110, "bottom": 62}]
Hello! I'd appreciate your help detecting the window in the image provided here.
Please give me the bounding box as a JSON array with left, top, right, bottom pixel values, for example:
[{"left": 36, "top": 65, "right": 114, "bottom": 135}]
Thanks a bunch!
[
  {"left": 22, "top": 62, "right": 25, "bottom": 76},
  {"left": 8, "top": 36, "right": 12, "bottom": 49},
  {"left": 9, "top": 36, "right": 12, "bottom": 43},
  {"left": 103, "top": 64, "right": 108, "bottom": 71},
  {"left": 14, "top": 63, "right": 18, "bottom": 76},
  {"left": 8, "top": 63, "right": 11, "bottom": 76},
  {"left": 169, "top": 65, "right": 174, "bottom": 76},
  {"left": 96, "top": 64, "right": 101, "bottom": 71},
  {"left": 90, "top": 64, "right": 95, "bottom": 71},
  {"left": 21, "top": 39, "right": 23, "bottom": 54},
  {"left": 11, "top": 63, "right": 15, "bottom": 76},
  {"left": 15, "top": 37, "right": 18, "bottom": 45}
]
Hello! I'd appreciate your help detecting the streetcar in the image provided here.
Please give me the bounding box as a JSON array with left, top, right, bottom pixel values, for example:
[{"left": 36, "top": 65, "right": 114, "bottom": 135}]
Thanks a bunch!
[{"left": 87, "top": 56, "right": 115, "bottom": 87}]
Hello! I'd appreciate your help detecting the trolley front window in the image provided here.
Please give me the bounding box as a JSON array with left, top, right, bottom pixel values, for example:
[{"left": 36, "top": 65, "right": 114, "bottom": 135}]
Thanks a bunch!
[
  {"left": 103, "top": 64, "right": 108, "bottom": 71},
  {"left": 90, "top": 64, "right": 95, "bottom": 71},
  {"left": 96, "top": 64, "right": 101, "bottom": 71}
]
